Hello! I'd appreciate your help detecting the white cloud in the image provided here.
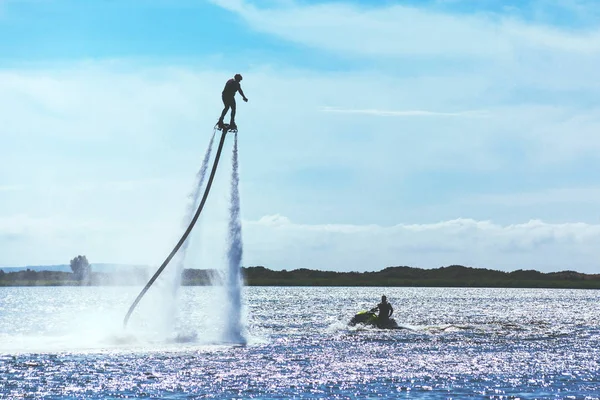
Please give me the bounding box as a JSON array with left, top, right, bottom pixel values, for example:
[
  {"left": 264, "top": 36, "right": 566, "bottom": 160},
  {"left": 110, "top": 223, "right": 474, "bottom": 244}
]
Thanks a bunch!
[
  {"left": 1, "top": 57, "right": 600, "bottom": 270},
  {"left": 321, "top": 107, "right": 490, "bottom": 118},
  {"left": 506, "top": 19, "right": 600, "bottom": 53},
  {"left": 2, "top": 1, "right": 600, "bottom": 273},
  {"left": 242, "top": 215, "right": 600, "bottom": 273},
  {"left": 256, "top": 214, "right": 292, "bottom": 227},
  {"left": 210, "top": 0, "right": 600, "bottom": 58},
  {"left": 3, "top": 207, "right": 600, "bottom": 273}
]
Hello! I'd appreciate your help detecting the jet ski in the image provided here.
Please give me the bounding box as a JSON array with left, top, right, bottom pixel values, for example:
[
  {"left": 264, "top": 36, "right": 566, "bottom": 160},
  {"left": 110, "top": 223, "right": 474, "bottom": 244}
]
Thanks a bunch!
[{"left": 349, "top": 309, "right": 401, "bottom": 329}]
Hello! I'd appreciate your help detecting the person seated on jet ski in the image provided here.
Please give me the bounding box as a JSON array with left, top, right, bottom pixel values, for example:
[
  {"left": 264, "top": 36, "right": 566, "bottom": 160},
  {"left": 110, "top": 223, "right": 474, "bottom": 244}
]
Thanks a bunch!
[{"left": 371, "top": 295, "right": 394, "bottom": 322}]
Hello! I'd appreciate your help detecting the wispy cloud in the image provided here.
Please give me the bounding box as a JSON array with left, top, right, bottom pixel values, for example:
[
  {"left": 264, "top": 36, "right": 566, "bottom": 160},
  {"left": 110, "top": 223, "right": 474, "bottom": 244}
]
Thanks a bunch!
[
  {"left": 210, "top": 0, "right": 600, "bottom": 58},
  {"left": 250, "top": 214, "right": 600, "bottom": 239},
  {"left": 321, "top": 107, "right": 489, "bottom": 118}
]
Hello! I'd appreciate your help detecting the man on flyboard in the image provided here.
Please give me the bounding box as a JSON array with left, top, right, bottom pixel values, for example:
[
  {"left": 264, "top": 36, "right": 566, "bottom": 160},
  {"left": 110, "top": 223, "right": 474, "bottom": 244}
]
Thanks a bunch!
[{"left": 217, "top": 73, "right": 248, "bottom": 131}]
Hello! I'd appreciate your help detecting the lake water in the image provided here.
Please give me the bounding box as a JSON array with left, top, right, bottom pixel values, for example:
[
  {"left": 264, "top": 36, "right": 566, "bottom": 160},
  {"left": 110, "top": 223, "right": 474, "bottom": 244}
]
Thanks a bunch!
[{"left": 1, "top": 286, "right": 599, "bottom": 399}]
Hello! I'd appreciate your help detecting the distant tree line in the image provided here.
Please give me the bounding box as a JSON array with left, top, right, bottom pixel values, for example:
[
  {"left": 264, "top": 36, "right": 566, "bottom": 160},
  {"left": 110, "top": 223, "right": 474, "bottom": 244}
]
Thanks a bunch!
[
  {"left": 0, "top": 255, "right": 94, "bottom": 286},
  {"left": 237, "top": 265, "right": 600, "bottom": 289},
  {"left": 1, "top": 263, "right": 600, "bottom": 288},
  {"left": 0, "top": 269, "right": 77, "bottom": 286}
]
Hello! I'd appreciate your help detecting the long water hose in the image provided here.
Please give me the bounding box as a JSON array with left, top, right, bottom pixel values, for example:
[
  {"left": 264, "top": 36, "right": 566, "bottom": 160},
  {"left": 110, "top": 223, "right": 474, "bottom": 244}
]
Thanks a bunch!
[{"left": 123, "top": 127, "right": 229, "bottom": 328}]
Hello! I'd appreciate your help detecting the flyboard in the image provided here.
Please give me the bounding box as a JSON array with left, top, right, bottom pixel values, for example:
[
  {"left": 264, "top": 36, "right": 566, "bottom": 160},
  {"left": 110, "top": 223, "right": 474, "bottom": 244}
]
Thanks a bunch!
[
  {"left": 217, "top": 122, "right": 238, "bottom": 133},
  {"left": 123, "top": 123, "right": 235, "bottom": 328}
]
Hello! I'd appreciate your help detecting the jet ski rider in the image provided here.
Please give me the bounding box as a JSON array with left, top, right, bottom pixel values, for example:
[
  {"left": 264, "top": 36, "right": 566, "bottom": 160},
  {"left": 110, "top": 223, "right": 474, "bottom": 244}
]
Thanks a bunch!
[{"left": 373, "top": 295, "right": 393, "bottom": 323}]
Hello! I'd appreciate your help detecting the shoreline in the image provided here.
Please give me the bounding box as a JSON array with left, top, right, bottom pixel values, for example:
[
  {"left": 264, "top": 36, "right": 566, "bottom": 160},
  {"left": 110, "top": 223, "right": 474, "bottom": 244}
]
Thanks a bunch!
[{"left": 1, "top": 264, "right": 599, "bottom": 289}]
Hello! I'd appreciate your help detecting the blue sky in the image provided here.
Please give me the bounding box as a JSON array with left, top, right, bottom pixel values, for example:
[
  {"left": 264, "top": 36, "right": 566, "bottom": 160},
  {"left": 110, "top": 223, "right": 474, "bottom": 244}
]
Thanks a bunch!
[{"left": 1, "top": 0, "right": 600, "bottom": 273}]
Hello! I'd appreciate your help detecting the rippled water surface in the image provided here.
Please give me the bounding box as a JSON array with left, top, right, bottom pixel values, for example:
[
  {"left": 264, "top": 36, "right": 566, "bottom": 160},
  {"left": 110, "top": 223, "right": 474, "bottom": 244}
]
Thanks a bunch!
[{"left": 1, "top": 286, "right": 599, "bottom": 399}]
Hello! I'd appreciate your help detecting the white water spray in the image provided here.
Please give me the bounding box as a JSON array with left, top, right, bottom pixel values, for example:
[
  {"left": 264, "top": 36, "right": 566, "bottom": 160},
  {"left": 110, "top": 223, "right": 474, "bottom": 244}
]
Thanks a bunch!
[
  {"left": 161, "top": 132, "right": 215, "bottom": 333},
  {"left": 224, "top": 132, "right": 246, "bottom": 344},
  {"left": 172, "top": 132, "right": 216, "bottom": 291}
]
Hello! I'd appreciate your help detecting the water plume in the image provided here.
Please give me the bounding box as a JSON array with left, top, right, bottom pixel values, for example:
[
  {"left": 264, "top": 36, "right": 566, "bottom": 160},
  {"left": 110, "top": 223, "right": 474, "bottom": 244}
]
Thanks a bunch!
[
  {"left": 172, "top": 131, "right": 216, "bottom": 290},
  {"left": 224, "top": 131, "right": 246, "bottom": 344},
  {"left": 162, "top": 132, "right": 216, "bottom": 331}
]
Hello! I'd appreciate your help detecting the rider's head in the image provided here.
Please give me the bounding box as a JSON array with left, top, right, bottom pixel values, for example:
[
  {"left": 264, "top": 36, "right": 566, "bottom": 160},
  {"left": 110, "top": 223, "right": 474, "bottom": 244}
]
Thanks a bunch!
[
  {"left": 234, "top": 73, "right": 243, "bottom": 82},
  {"left": 381, "top": 295, "right": 387, "bottom": 303}
]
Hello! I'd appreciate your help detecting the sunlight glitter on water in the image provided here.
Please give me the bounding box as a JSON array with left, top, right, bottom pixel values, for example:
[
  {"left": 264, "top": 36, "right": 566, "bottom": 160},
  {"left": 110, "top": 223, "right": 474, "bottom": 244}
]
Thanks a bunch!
[{"left": 1, "top": 286, "right": 600, "bottom": 399}]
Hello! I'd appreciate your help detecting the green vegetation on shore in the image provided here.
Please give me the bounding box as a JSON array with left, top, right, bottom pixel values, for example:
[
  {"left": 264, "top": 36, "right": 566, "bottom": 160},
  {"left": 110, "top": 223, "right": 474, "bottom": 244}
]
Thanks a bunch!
[
  {"left": 1, "top": 265, "right": 600, "bottom": 289},
  {"left": 238, "top": 266, "right": 600, "bottom": 288}
]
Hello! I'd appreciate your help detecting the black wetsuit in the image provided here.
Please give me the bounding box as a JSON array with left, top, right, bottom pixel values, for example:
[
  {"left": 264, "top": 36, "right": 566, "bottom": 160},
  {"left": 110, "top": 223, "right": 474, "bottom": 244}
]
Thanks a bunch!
[{"left": 219, "top": 79, "right": 241, "bottom": 125}]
